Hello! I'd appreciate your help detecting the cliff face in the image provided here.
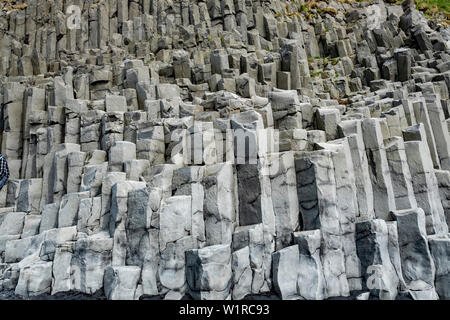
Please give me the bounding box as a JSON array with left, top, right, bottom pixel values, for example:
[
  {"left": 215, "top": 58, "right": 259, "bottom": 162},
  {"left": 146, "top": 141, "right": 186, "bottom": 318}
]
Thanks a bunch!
[{"left": 0, "top": 0, "right": 449, "bottom": 300}]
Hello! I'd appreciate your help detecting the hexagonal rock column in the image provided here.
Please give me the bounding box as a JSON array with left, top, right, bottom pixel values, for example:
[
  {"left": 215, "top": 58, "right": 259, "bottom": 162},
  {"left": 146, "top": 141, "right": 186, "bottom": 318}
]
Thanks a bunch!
[
  {"left": 391, "top": 208, "right": 439, "bottom": 300},
  {"left": 263, "top": 151, "right": 299, "bottom": 251},
  {"left": 108, "top": 141, "right": 136, "bottom": 172},
  {"left": 156, "top": 194, "right": 199, "bottom": 299},
  {"left": 435, "top": 170, "right": 450, "bottom": 227},
  {"left": 232, "top": 223, "right": 273, "bottom": 295},
  {"left": 51, "top": 143, "right": 81, "bottom": 205},
  {"left": 384, "top": 137, "right": 417, "bottom": 210},
  {"left": 361, "top": 118, "right": 396, "bottom": 220},
  {"left": 186, "top": 244, "right": 232, "bottom": 300},
  {"left": 231, "top": 246, "right": 252, "bottom": 300},
  {"left": 70, "top": 235, "right": 114, "bottom": 295},
  {"left": 110, "top": 181, "right": 147, "bottom": 266},
  {"left": 14, "top": 260, "right": 53, "bottom": 297},
  {"left": 404, "top": 140, "right": 448, "bottom": 235},
  {"left": 424, "top": 94, "right": 450, "bottom": 170},
  {"left": 202, "top": 163, "right": 237, "bottom": 247},
  {"left": 315, "top": 139, "right": 361, "bottom": 291},
  {"left": 294, "top": 150, "right": 349, "bottom": 298},
  {"left": 410, "top": 98, "right": 441, "bottom": 169},
  {"left": 80, "top": 110, "right": 104, "bottom": 152},
  {"left": 67, "top": 151, "right": 87, "bottom": 193},
  {"left": 338, "top": 120, "right": 374, "bottom": 220},
  {"left": 16, "top": 179, "right": 42, "bottom": 214},
  {"left": 272, "top": 244, "right": 301, "bottom": 300},
  {"left": 428, "top": 236, "right": 450, "bottom": 300},
  {"left": 104, "top": 266, "right": 141, "bottom": 300},
  {"left": 355, "top": 219, "right": 399, "bottom": 300},
  {"left": 294, "top": 230, "right": 326, "bottom": 300}
]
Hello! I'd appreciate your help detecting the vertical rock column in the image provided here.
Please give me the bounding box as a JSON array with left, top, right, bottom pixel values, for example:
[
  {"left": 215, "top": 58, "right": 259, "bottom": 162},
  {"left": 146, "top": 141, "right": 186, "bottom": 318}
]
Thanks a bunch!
[
  {"left": 355, "top": 219, "right": 399, "bottom": 300},
  {"left": 264, "top": 151, "right": 299, "bottom": 251},
  {"left": 295, "top": 230, "right": 326, "bottom": 300},
  {"left": 108, "top": 141, "right": 136, "bottom": 172},
  {"left": 186, "top": 244, "right": 232, "bottom": 300},
  {"left": 100, "top": 171, "right": 126, "bottom": 232},
  {"left": 64, "top": 99, "right": 88, "bottom": 145},
  {"left": 110, "top": 181, "right": 147, "bottom": 266},
  {"left": 136, "top": 122, "right": 165, "bottom": 166},
  {"left": 232, "top": 223, "right": 272, "bottom": 295},
  {"left": 280, "top": 40, "right": 304, "bottom": 91},
  {"left": 435, "top": 170, "right": 450, "bottom": 227},
  {"left": 404, "top": 140, "right": 448, "bottom": 235},
  {"left": 202, "top": 163, "right": 237, "bottom": 247},
  {"left": 172, "top": 166, "right": 206, "bottom": 247},
  {"left": 21, "top": 87, "right": 46, "bottom": 179},
  {"left": 316, "top": 139, "right": 361, "bottom": 291},
  {"left": 70, "top": 235, "right": 114, "bottom": 295},
  {"left": 124, "top": 187, "right": 159, "bottom": 296},
  {"left": 102, "top": 111, "right": 125, "bottom": 153},
  {"left": 157, "top": 195, "right": 198, "bottom": 299},
  {"left": 384, "top": 137, "right": 417, "bottom": 210},
  {"left": 123, "top": 111, "right": 147, "bottom": 144},
  {"left": 80, "top": 110, "right": 105, "bottom": 152},
  {"left": 391, "top": 208, "right": 439, "bottom": 300},
  {"left": 424, "top": 94, "right": 450, "bottom": 170},
  {"left": 411, "top": 97, "right": 440, "bottom": 169},
  {"left": 338, "top": 120, "right": 375, "bottom": 219},
  {"left": 39, "top": 106, "right": 65, "bottom": 179},
  {"left": 2, "top": 82, "right": 26, "bottom": 179},
  {"left": 294, "top": 150, "right": 349, "bottom": 298},
  {"left": 52, "top": 143, "right": 82, "bottom": 203},
  {"left": 231, "top": 246, "right": 252, "bottom": 300},
  {"left": 428, "top": 236, "right": 450, "bottom": 300},
  {"left": 268, "top": 90, "right": 302, "bottom": 151},
  {"left": 231, "top": 111, "right": 264, "bottom": 227},
  {"left": 361, "top": 118, "right": 396, "bottom": 220}
]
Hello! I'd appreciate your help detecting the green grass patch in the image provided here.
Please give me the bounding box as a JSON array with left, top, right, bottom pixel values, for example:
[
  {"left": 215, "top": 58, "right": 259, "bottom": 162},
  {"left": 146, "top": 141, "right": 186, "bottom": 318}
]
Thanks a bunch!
[
  {"left": 416, "top": 0, "right": 450, "bottom": 15},
  {"left": 415, "top": 0, "right": 450, "bottom": 25}
]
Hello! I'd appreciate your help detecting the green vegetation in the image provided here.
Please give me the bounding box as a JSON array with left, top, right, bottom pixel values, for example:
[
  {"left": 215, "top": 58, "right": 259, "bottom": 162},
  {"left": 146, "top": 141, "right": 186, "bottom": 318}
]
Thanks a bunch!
[
  {"left": 310, "top": 70, "right": 323, "bottom": 77},
  {"left": 344, "top": 0, "right": 449, "bottom": 25},
  {"left": 415, "top": 0, "right": 450, "bottom": 25}
]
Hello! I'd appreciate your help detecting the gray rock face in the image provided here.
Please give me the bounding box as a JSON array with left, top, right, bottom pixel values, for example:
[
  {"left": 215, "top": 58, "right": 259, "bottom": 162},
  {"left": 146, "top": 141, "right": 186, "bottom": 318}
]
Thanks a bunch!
[
  {"left": 404, "top": 140, "right": 448, "bottom": 235},
  {"left": 294, "top": 150, "right": 350, "bottom": 298},
  {"left": 338, "top": 120, "right": 375, "bottom": 220},
  {"left": 104, "top": 266, "right": 141, "bottom": 300},
  {"left": 428, "top": 236, "right": 450, "bottom": 299},
  {"left": 391, "top": 208, "right": 439, "bottom": 299},
  {"left": 272, "top": 244, "right": 301, "bottom": 299},
  {"left": 0, "top": 0, "right": 449, "bottom": 301},
  {"left": 361, "top": 118, "right": 396, "bottom": 220},
  {"left": 294, "top": 230, "right": 325, "bottom": 300},
  {"left": 15, "top": 260, "right": 53, "bottom": 297},
  {"left": 71, "top": 235, "right": 113, "bottom": 295},
  {"left": 355, "top": 219, "right": 399, "bottom": 300},
  {"left": 186, "top": 244, "right": 232, "bottom": 300},
  {"left": 231, "top": 246, "right": 252, "bottom": 300},
  {"left": 435, "top": 170, "right": 450, "bottom": 228},
  {"left": 272, "top": 230, "right": 326, "bottom": 300}
]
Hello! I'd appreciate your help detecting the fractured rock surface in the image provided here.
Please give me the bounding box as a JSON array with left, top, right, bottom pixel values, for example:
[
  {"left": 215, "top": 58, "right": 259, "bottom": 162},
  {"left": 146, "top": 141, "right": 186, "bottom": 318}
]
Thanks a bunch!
[{"left": 0, "top": 0, "right": 449, "bottom": 300}]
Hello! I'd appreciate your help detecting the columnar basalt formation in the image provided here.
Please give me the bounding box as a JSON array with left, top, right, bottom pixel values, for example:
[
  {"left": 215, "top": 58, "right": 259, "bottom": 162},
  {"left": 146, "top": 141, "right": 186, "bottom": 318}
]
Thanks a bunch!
[{"left": 0, "top": 0, "right": 449, "bottom": 300}]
